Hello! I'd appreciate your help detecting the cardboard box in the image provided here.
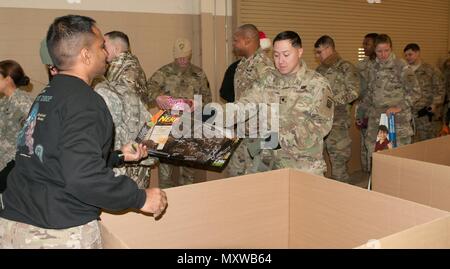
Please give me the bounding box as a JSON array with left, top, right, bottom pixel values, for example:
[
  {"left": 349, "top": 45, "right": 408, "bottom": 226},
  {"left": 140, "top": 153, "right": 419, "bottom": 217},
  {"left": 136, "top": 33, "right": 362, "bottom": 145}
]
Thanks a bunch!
[
  {"left": 100, "top": 168, "right": 449, "bottom": 248},
  {"left": 372, "top": 135, "right": 450, "bottom": 211}
]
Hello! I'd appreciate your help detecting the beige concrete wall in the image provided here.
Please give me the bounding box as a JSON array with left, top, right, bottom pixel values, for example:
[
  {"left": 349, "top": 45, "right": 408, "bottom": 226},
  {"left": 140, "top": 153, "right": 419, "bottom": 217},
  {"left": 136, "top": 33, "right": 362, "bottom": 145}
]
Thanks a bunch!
[
  {"left": 0, "top": 8, "right": 201, "bottom": 97},
  {"left": 0, "top": 3, "right": 232, "bottom": 101}
]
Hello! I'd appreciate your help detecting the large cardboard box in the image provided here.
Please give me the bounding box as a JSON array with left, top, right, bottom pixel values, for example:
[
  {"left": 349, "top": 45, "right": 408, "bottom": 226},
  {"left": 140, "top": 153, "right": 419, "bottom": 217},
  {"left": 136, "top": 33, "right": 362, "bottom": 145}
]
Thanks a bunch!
[
  {"left": 100, "top": 168, "right": 449, "bottom": 248},
  {"left": 372, "top": 135, "right": 450, "bottom": 211}
]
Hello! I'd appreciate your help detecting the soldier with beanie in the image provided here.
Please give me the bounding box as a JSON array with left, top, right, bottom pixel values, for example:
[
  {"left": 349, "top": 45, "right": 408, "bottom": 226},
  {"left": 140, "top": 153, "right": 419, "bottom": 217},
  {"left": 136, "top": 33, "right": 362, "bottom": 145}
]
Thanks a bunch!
[{"left": 147, "top": 38, "right": 212, "bottom": 188}]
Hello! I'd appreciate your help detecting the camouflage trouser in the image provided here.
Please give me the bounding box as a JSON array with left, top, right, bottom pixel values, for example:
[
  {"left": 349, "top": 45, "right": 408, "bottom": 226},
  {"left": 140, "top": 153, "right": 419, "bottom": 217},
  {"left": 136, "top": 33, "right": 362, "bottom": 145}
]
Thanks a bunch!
[
  {"left": 225, "top": 140, "right": 253, "bottom": 177},
  {"left": 273, "top": 151, "right": 326, "bottom": 176},
  {"left": 159, "top": 163, "right": 195, "bottom": 189},
  {"left": 413, "top": 116, "right": 435, "bottom": 143},
  {"left": 325, "top": 126, "right": 352, "bottom": 183},
  {"left": 0, "top": 218, "right": 102, "bottom": 249},
  {"left": 245, "top": 149, "right": 274, "bottom": 174},
  {"left": 360, "top": 128, "right": 369, "bottom": 172}
]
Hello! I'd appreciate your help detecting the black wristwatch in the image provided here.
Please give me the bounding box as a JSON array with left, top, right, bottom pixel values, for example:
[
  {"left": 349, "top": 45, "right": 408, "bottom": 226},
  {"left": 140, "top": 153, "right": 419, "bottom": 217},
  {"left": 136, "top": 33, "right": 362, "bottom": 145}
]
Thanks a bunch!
[{"left": 117, "top": 150, "right": 125, "bottom": 166}]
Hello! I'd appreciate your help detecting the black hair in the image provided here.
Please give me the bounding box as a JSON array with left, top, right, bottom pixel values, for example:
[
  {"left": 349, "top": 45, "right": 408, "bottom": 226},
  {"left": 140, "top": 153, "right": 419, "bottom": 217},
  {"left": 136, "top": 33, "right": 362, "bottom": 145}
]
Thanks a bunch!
[
  {"left": 105, "top": 31, "right": 130, "bottom": 49},
  {"left": 273, "top": 31, "right": 302, "bottom": 48},
  {"left": 403, "top": 43, "right": 420, "bottom": 52},
  {"left": 0, "top": 60, "right": 30, "bottom": 87},
  {"left": 364, "top": 33, "right": 379, "bottom": 41},
  {"left": 236, "top": 24, "right": 260, "bottom": 42},
  {"left": 314, "top": 35, "right": 335, "bottom": 49},
  {"left": 46, "top": 14, "right": 97, "bottom": 70},
  {"left": 378, "top": 125, "right": 389, "bottom": 133}
]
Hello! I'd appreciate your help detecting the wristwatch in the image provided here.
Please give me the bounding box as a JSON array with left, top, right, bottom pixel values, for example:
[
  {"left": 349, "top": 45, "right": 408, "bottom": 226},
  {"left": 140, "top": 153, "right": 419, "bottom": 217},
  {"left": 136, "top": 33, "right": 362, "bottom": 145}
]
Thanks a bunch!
[{"left": 117, "top": 150, "right": 125, "bottom": 166}]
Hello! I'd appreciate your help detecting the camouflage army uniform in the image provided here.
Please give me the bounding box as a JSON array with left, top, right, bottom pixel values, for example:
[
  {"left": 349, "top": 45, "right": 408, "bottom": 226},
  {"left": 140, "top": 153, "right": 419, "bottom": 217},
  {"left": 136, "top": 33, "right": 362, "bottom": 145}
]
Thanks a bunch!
[
  {"left": 443, "top": 61, "right": 450, "bottom": 125},
  {"left": 0, "top": 89, "right": 33, "bottom": 171},
  {"left": 236, "top": 61, "right": 334, "bottom": 176},
  {"left": 410, "top": 62, "right": 445, "bottom": 142},
  {"left": 316, "top": 53, "right": 359, "bottom": 182},
  {"left": 106, "top": 51, "right": 150, "bottom": 109},
  {"left": 95, "top": 80, "right": 154, "bottom": 189},
  {"left": 227, "top": 49, "right": 274, "bottom": 177},
  {"left": 0, "top": 217, "right": 101, "bottom": 249},
  {"left": 147, "top": 62, "right": 212, "bottom": 188},
  {"left": 364, "top": 53, "right": 420, "bottom": 165},
  {"left": 355, "top": 57, "right": 375, "bottom": 172}
]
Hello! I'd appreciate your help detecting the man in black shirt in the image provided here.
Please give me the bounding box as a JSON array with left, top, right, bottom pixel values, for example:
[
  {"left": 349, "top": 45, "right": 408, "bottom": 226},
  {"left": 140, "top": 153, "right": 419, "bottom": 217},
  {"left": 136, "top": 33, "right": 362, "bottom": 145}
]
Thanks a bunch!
[{"left": 0, "top": 15, "right": 167, "bottom": 249}]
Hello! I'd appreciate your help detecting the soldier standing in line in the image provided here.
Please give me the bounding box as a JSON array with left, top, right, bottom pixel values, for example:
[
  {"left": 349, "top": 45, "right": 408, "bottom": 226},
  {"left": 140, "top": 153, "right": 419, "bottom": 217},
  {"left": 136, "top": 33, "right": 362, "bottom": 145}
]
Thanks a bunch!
[
  {"left": 403, "top": 43, "right": 445, "bottom": 142},
  {"left": 363, "top": 34, "right": 421, "bottom": 168},
  {"left": 233, "top": 31, "right": 334, "bottom": 175},
  {"left": 355, "top": 33, "right": 378, "bottom": 173},
  {"left": 147, "top": 38, "right": 212, "bottom": 188},
  {"left": 226, "top": 24, "right": 274, "bottom": 177},
  {"left": 103, "top": 31, "right": 150, "bottom": 109},
  {"left": 99, "top": 31, "right": 155, "bottom": 188},
  {"left": 315, "top": 35, "right": 359, "bottom": 183},
  {"left": 95, "top": 80, "right": 154, "bottom": 188},
  {"left": 0, "top": 60, "right": 33, "bottom": 192},
  {"left": 0, "top": 15, "right": 167, "bottom": 248}
]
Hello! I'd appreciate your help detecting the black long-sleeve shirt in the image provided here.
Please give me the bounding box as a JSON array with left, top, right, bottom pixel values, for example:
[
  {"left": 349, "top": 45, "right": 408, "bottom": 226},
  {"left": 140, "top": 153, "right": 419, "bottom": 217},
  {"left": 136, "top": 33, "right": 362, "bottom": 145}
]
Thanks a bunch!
[
  {"left": 0, "top": 74, "right": 146, "bottom": 229},
  {"left": 219, "top": 60, "right": 241, "bottom": 102}
]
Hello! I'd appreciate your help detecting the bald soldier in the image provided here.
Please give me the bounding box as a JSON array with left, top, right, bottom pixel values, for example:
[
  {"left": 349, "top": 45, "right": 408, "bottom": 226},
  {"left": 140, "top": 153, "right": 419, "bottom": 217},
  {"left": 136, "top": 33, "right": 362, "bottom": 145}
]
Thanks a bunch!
[
  {"left": 226, "top": 24, "right": 274, "bottom": 177},
  {"left": 104, "top": 31, "right": 150, "bottom": 109},
  {"left": 315, "top": 35, "right": 359, "bottom": 183},
  {"left": 403, "top": 43, "right": 445, "bottom": 142},
  {"left": 147, "top": 38, "right": 212, "bottom": 188},
  {"left": 230, "top": 31, "right": 334, "bottom": 175}
]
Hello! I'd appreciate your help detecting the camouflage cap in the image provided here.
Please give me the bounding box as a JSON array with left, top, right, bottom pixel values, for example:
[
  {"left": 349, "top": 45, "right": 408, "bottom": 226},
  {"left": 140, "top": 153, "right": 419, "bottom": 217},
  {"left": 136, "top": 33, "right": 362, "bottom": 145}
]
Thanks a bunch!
[
  {"left": 173, "top": 38, "right": 192, "bottom": 59},
  {"left": 39, "top": 38, "right": 54, "bottom": 66}
]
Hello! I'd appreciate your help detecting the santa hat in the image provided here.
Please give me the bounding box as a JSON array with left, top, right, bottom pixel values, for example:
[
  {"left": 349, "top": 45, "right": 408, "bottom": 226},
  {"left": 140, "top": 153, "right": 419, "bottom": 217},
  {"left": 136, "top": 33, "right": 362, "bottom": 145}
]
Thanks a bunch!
[{"left": 259, "top": 31, "right": 272, "bottom": 50}]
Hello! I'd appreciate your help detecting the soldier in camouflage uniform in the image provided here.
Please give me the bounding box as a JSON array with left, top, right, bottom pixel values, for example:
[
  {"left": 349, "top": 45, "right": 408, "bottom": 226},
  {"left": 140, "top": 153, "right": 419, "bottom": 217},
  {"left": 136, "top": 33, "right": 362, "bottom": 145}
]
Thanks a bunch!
[
  {"left": 226, "top": 24, "right": 274, "bottom": 177},
  {"left": 0, "top": 60, "right": 33, "bottom": 172},
  {"left": 355, "top": 33, "right": 378, "bottom": 173},
  {"left": 104, "top": 31, "right": 150, "bottom": 108},
  {"left": 95, "top": 80, "right": 154, "bottom": 189},
  {"left": 315, "top": 35, "right": 359, "bottom": 183},
  {"left": 403, "top": 43, "right": 445, "bottom": 142},
  {"left": 231, "top": 31, "right": 334, "bottom": 175},
  {"left": 147, "top": 38, "right": 212, "bottom": 188},
  {"left": 363, "top": 34, "right": 421, "bottom": 167}
]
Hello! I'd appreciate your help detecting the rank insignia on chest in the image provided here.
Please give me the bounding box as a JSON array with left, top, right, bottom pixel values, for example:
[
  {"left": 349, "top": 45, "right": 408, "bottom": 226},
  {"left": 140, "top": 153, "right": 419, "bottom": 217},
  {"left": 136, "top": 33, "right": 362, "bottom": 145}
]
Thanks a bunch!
[{"left": 279, "top": 96, "right": 287, "bottom": 104}]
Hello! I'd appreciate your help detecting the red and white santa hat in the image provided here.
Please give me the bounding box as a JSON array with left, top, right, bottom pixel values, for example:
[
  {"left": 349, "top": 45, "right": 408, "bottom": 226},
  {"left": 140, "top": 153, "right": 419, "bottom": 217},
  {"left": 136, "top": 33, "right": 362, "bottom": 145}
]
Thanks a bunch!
[{"left": 259, "top": 31, "right": 272, "bottom": 50}]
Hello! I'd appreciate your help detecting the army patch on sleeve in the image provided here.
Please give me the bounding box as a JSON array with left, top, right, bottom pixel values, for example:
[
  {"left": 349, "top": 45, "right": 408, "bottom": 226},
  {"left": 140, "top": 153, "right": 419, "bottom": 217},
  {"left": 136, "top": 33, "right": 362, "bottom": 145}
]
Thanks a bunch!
[{"left": 318, "top": 88, "right": 334, "bottom": 118}]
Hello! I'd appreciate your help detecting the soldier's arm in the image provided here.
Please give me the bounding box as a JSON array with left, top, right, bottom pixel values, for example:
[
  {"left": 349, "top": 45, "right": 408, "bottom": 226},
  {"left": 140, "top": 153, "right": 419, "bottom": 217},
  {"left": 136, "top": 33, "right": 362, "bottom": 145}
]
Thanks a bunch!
[
  {"left": 199, "top": 71, "right": 212, "bottom": 103},
  {"left": 221, "top": 79, "right": 265, "bottom": 128},
  {"left": 284, "top": 83, "right": 334, "bottom": 150},
  {"left": 403, "top": 66, "right": 422, "bottom": 108},
  {"left": 338, "top": 63, "right": 360, "bottom": 105},
  {"left": 146, "top": 70, "right": 166, "bottom": 105},
  {"left": 94, "top": 83, "right": 122, "bottom": 126},
  {"left": 432, "top": 68, "right": 445, "bottom": 106}
]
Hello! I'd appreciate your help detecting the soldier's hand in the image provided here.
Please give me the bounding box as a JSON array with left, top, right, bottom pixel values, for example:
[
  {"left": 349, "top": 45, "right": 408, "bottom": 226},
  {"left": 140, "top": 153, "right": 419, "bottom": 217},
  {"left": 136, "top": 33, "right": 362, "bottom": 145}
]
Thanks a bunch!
[
  {"left": 121, "top": 143, "right": 148, "bottom": 162},
  {"left": 141, "top": 188, "right": 168, "bottom": 218},
  {"left": 156, "top": 95, "right": 173, "bottom": 110}
]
